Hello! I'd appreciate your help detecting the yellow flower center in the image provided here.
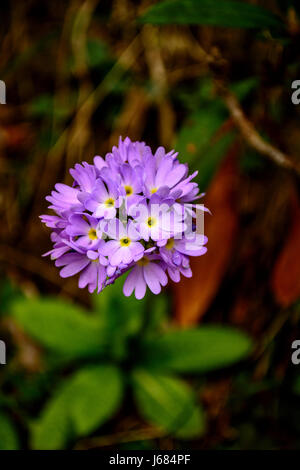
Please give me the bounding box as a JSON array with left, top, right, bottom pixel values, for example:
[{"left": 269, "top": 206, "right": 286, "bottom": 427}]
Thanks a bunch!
[
  {"left": 165, "top": 238, "right": 175, "bottom": 250},
  {"left": 120, "top": 237, "right": 131, "bottom": 247},
  {"left": 105, "top": 198, "right": 115, "bottom": 208},
  {"left": 151, "top": 187, "right": 157, "bottom": 194},
  {"left": 137, "top": 257, "right": 149, "bottom": 267},
  {"left": 88, "top": 228, "right": 97, "bottom": 240},
  {"left": 124, "top": 185, "right": 133, "bottom": 196},
  {"left": 147, "top": 216, "right": 157, "bottom": 227}
]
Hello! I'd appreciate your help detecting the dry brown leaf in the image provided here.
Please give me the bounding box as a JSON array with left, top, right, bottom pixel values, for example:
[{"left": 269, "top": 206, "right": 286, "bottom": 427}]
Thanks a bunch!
[
  {"left": 271, "top": 190, "right": 300, "bottom": 307},
  {"left": 174, "top": 148, "right": 239, "bottom": 326}
]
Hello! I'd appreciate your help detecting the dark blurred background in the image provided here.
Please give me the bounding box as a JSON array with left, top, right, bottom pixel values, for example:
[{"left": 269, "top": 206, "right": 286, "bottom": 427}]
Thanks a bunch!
[{"left": 0, "top": 0, "right": 300, "bottom": 450}]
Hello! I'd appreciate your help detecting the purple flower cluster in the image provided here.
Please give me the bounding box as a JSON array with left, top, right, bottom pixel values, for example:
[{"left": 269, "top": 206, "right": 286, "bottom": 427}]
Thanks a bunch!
[{"left": 41, "top": 137, "right": 208, "bottom": 299}]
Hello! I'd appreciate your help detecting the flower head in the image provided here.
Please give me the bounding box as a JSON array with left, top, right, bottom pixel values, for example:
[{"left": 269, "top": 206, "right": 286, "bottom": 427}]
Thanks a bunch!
[{"left": 40, "top": 137, "right": 208, "bottom": 299}]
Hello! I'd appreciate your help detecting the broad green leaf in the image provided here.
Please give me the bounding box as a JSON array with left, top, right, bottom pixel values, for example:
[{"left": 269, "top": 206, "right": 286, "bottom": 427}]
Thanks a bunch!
[
  {"left": 68, "top": 365, "right": 124, "bottom": 436},
  {"left": 175, "top": 104, "right": 233, "bottom": 189},
  {"left": 132, "top": 369, "right": 205, "bottom": 439},
  {"left": 139, "top": 326, "right": 252, "bottom": 373},
  {"left": 32, "top": 364, "right": 123, "bottom": 449},
  {"left": 93, "top": 275, "right": 147, "bottom": 336},
  {"left": 31, "top": 382, "right": 72, "bottom": 450},
  {"left": 0, "top": 412, "right": 19, "bottom": 450},
  {"left": 140, "top": 0, "right": 283, "bottom": 30},
  {"left": 11, "top": 297, "right": 106, "bottom": 360}
]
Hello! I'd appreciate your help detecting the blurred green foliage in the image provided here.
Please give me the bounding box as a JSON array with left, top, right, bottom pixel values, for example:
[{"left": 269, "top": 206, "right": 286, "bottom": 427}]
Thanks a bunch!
[
  {"left": 0, "top": 412, "right": 19, "bottom": 450},
  {"left": 140, "top": 0, "right": 284, "bottom": 30},
  {"left": 0, "top": 278, "right": 252, "bottom": 449}
]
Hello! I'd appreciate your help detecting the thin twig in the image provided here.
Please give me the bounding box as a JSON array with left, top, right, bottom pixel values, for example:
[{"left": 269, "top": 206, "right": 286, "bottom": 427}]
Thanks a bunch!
[{"left": 217, "top": 84, "right": 300, "bottom": 175}]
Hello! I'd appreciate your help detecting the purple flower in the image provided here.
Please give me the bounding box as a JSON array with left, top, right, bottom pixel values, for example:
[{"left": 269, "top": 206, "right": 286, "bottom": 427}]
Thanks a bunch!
[
  {"left": 65, "top": 214, "right": 101, "bottom": 250},
  {"left": 55, "top": 242, "right": 108, "bottom": 293},
  {"left": 46, "top": 183, "right": 83, "bottom": 212},
  {"left": 159, "top": 235, "right": 207, "bottom": 267},
  {"left": 70, "top": 162, "right": 97, "bottom": 193},
  {"left": 143, "top": 155, "right": 188, "bottom": 198},
  {"left": 41, "top": 137, "right": 208, "bottom": 299},
  {"left": 167, "top": 262, "right": 192, "bottom": 283},
  {"left": 42, "top": 232, "right": 70, "bottom": 260},
  {"left": 83, "top": 178, "right": 121, "bottom": 219},
  {"left": 129, "top": 195, "right": 185, "bottom": 242},
  {"left": 123, "top": 256, "right": 168, "bottom": 299},
  {"left": 101, "top": 220, "right": 144, "bottom": 266}
]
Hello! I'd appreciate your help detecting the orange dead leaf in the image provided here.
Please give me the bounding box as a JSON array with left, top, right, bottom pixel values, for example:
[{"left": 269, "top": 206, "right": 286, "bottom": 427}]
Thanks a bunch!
[
  {"left": 174, "top": 148, "right": 239, "bottom": 326},
  {"left": 271, "top": 191, "right": 300, "bottom": 307}
]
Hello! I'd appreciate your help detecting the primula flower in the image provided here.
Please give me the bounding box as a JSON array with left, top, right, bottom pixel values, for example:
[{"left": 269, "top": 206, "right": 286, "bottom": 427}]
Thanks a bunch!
[
  {"left": 83, "top": 179, "right": 121, "bottom": 219},
  {"left": 101, "top": 220, "right": 144, "bottom": 266},
  {"left": 65, "top": 214, "right": 100, "bottom": 250},
  {"left": 123, "top": 255, "right": 168, "bottom": 299},
  {"left": 41, "top": 137, "right": 208, "bottom": 299}
]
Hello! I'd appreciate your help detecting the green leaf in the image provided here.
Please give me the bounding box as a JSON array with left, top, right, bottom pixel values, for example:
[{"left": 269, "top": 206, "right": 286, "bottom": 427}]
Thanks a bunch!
[
  {"left": 32, "top": 364, "right": 123, "bottom": 449},
  {"left": 140, "top": 0, "right": 284, "bottom": 30},
  {"left": 132, "top": 369, "right": 205, "bottom": 439},
  {"left": 11, "top": 297, "right": 106, "bottom": 360},
  {"left": 0, "top": 412, "right": 19, "bottom": 450},
  {"left": 139, "top": 326, "right": 252, "bottom": 373},
  {"left": 68, "top": 365, "right": 124, "bottom": 436},
  {"left": 93, "top": 275, "right": 147, "bottom": 336},
  {"left": 175, "top": 104, "right": 233, "bottom": 189},
  {"left": 31, "top": 382, "right": 72, "bottom": 450}
]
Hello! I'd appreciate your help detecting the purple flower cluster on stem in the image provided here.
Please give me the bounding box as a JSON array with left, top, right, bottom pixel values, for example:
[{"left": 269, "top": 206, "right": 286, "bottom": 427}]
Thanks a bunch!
[{"left": 40, "top": 137, "right": 208, "bottom": 299}]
